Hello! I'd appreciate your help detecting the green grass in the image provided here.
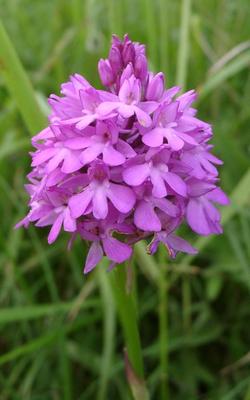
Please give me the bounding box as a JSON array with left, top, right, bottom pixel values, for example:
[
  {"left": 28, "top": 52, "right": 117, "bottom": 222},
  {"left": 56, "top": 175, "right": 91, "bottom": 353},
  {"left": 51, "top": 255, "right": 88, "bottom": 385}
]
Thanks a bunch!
[{"left": 0, "top": 0, "right": 250, "bottom": 399}]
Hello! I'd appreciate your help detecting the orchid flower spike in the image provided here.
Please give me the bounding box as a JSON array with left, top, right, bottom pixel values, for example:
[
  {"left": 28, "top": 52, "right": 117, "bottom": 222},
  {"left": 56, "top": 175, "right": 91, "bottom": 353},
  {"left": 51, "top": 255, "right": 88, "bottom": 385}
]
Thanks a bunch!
[{"left": 17, "top": 34, "right": 229, "bottom": 273}]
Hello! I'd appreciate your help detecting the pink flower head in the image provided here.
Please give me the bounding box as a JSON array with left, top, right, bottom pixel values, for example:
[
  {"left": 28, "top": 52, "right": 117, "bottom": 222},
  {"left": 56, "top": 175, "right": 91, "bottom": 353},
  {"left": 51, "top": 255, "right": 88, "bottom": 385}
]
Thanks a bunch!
[{"left": 17, "top": 34, "right": 229, "bottom": 273}]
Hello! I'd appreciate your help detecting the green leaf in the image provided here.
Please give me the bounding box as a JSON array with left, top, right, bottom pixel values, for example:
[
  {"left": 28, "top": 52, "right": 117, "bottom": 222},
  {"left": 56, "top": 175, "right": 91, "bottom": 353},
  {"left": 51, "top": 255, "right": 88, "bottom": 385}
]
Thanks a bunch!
[
  {"left": 198, "top": 51, "right": 250, "bottom": 101},
  {"left": 0, "top": 299, "right": 98, "bottom": 324},
  {"left": 0, "top": 20, "right": 46, "bottom": 134},
  {"left": 206, "top": 276, "right": 223, "bottom": 301}
]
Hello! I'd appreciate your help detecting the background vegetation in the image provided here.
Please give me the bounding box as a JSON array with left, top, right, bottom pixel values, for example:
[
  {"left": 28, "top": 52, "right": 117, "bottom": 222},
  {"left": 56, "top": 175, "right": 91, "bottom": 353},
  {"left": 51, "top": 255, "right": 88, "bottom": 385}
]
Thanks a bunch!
[{"left": 0, "top": 0, "right": 250, "bottom": 399}]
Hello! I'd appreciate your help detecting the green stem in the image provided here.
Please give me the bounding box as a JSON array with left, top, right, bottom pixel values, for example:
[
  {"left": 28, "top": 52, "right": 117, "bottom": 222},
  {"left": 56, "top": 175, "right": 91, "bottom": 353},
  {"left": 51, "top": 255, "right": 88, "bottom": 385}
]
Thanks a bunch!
[
  {"left": 182, "top": 275, "right": 191, "bottom": 331},
  {"left": 109, "top": 265, "right": 149, "bottom": 400},
  {"left": 158, "top": 261, "right": 169, "bottom": 400},
  {"left": 109, "top": 265, "right": 143, "bottom": 377},
  {"left": 97, "top": 267, "right": 116, "bottom": 400}
]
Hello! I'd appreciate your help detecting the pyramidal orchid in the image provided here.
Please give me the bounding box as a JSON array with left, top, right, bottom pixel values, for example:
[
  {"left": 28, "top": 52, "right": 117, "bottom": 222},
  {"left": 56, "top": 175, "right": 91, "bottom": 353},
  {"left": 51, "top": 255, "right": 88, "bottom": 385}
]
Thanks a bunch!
[{"left": 17, "top": 34, "right": 229, "bottom": 273}]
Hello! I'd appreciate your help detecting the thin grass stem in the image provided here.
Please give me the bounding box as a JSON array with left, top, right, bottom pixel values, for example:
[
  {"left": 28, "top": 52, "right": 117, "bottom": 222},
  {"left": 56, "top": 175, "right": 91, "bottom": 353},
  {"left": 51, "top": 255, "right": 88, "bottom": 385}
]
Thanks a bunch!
[
  {"left": 176, "top": 0, "right": 192, "bottom": 89},
  {"left": 0, "top": 19, "right": 46, "bottom": 134},
  {"left": 159, "top": 0, "right": 169, "bottom": 75}
]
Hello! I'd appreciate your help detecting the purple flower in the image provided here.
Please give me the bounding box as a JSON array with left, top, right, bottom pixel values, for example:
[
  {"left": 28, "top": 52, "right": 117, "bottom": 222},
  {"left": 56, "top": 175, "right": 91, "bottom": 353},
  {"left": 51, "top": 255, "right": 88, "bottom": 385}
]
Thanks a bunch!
[
  {"left": 142, "top": 101, "right": 198, "bottom": 150},
  {"left": 148, "top": 231, "right": 198, "bottom": 258},
  {"left": 79, "top": 210, "right": 134, "bottom": 273},
  {"left": 69, "top": 161, "right": 135, "bottom": 220},
  {"left": 17, "top": 34, "right": 229, "bottom": 273},
  {"left": 146, "top": 72, "right": 165, "bottom": 101},
  {"left": 186, "top": 182, "right": 229, "bottom": 235},
  {"left": 123, "top": 150, "right": 187, "bottom": 198},
  {"left": 98, "top": 75, "right": 157, "bottom": 127}
]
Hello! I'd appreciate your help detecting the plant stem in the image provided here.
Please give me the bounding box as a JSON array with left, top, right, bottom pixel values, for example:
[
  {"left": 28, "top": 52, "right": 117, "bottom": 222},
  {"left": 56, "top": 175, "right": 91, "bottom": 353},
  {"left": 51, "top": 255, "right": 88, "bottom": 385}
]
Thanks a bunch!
[
  {"left": 109, "top": 264, "right": 149, "bottom": 400},
  {"left": 109, "top": 264, "right": 143, "bottom": 377},
  {"left": 182, "top": 275, "right": 191, "bottom": 331},
  {"left": 158, "top": 260, "right": 169, "bottom": 400},
  {"left": 97, "top": 267, "right": 116, "bottom": 400}
]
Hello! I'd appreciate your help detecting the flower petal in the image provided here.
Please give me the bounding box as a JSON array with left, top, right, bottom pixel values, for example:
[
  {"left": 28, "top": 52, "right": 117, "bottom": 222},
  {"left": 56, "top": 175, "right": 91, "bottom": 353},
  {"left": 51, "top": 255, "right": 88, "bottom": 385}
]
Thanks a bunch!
[
  {"left": 142, "top": 128, "right": 164, "bottom": 147},
  {"left": 61, "top": 151, "right": 82, "bottom": 173},
  {"left": 32, "top": 148, "right": 57, "bottom": 167},
  {"left": 206, "top": 188, "right": 230, "bottom": 205},
  {"left": 116, "top": 139, "right": 136, "bottom": 158},
  {"left": 134, "top": 200, "right": 161, "bottom": 231},
  {"left": 177, "top": 131, "right": 198, "bottom": 146},
  {"left": 64, "top": 136, "right": 93, "bottom": 149},
  {"left": 97, "top": 101, "right": 119, "bottom": 116},
  {"left": 107, "top": 183, "right": 135, "bottom": 213},
  {"left": 92, "top": 186, "right": 109, "bottom": 219},
  {"left": 163, "top": 233, "right": 197, "bottom": 255},
  {"left": 84, "top": 241, "right": 103, "bottom": 274},
  {"left": 102, "top": 237, "right": 132, "bottom": 263},
  {"left": 154, "top": 198, "right": 179, "bottom": 217},
  {"left": 63, "top": 208, "right": 76, "bottom": 232},
  {"left": 46, "top": 151, "right": 65, "bottom": 173},
  {"left": 76, "top": 114, "right": 96, "bottom": 130},
  {"left": 186, "top": 198, "right": 212, "bottom": 235},
  {"left": 164, "top": 102, "right": 179, "bottom": 123},
  {"left": 118, "top": 104, "right": 134, "bottom": 118},
  {"left": 163, "top": 172, "right": 187, "bottom": 197},
  {"left": 164, "top": 128, "right": 184, "bottom": 151},
  {"left": 123, "top": 163, "right": 150, "bottom": 186},
  {"left": 80, "top": 144, "right": 103, "bottom": 165},
  {"left": 69, "top": 188, "right": 93, "bottom": 218},
  {"left": 103, "top": 145, "right": 125, "bottom": 166},
  {"left": 48, "top": 213, "right": 64, "bottom": 244},
  {"left": 150, "top": 168, "right": 167, "bottom": 198},
  {"left": 134, "top": 106, "right": 152, "bottom": 127}
]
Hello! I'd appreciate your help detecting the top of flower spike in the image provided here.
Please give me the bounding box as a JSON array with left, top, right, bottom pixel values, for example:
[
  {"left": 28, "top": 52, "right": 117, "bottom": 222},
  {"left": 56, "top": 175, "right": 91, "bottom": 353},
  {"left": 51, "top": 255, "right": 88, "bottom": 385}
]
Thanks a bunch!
[
  {"left": 98, "top": 34, "right": 148, "bottom": 92},
  {"left": 17, "top": 34, "right": 229, "bottom": 274}
]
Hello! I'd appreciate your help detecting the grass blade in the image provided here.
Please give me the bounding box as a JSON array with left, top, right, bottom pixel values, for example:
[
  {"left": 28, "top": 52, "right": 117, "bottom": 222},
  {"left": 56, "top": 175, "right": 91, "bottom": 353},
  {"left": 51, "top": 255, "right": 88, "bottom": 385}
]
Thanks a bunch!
[
  {"left": 0, "top": 19, "right": 46, "bottom": 134},
  {"left": 159, "top": 0, "right": 169, "bottom": 75},
  {"left": 198, "top": 51, "right": 250, "bottom": 101},
  {"left": 144, "top": 0, "right": 158, "bottom": 68},
  {"left": 0, "top": 299, "right": 98, "bottom": 324},
  {"left": 176, "top": 0, "right": 192, "bottom": 89}
]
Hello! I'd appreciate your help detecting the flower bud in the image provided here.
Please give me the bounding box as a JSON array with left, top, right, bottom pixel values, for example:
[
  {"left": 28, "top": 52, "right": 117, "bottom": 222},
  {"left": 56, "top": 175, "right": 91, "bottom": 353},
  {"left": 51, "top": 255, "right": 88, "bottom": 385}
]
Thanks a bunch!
[
  {"left": 146, "top": 72, "right": 164, "bottom": 100},
  {"left": 120, "top": 63, "right": 134, "bottom": 86},
  {"left": 98, "top": 59, "right": 114, "bottom": 86},
  {"left": 122, "top": 40, "right": 136, "bottom": 65},
  {"left": 111, "top": 34, "right": 122, "bottom": 48},
  {"left": 109, "top": 47, "right": 123, "bottom": 74},
  {"left": 134, "top": 54, "right": 148, "bottom": 82}
]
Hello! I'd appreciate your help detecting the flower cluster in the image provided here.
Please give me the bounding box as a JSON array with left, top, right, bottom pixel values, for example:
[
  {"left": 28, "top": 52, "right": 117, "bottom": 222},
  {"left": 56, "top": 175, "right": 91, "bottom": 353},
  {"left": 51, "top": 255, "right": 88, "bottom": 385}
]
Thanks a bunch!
[{"left": 17, "top": 35, "right": 229, "bottom": 273}]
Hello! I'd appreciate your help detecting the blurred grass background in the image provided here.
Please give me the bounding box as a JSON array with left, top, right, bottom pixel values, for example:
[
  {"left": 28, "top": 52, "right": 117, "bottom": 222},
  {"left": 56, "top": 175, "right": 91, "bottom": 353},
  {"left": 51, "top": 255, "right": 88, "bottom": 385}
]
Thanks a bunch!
[{"left": 0, "top": 0, "right": 250, "bottom": 399}]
